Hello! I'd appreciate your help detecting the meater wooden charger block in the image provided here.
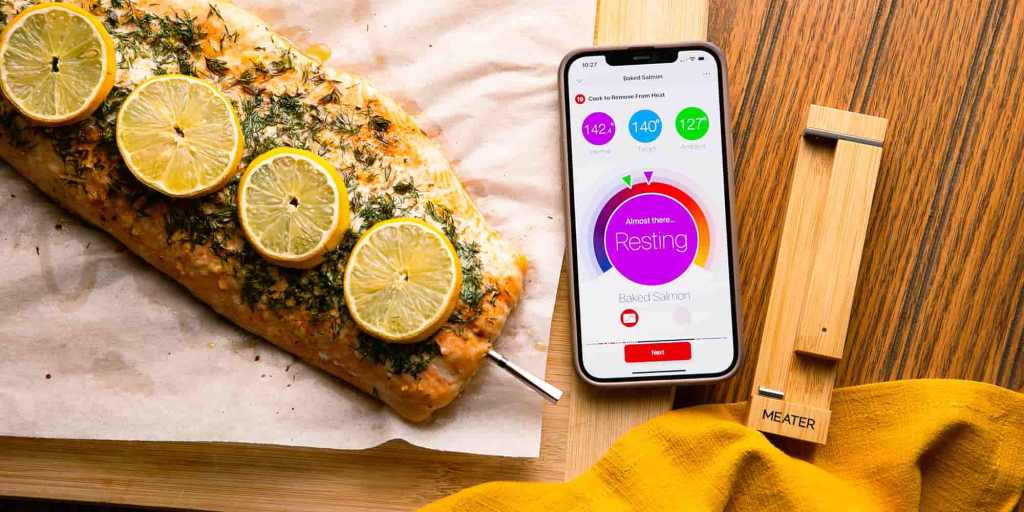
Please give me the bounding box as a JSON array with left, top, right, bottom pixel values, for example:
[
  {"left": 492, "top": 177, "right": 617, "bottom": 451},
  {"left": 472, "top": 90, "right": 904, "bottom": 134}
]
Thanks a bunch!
[{"left": 746, "top": 105, "right": 887, "bottom": 444}]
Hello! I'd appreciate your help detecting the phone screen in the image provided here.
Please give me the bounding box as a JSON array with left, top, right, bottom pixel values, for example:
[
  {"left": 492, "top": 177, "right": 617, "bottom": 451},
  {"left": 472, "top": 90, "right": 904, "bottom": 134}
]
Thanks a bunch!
[{"left": 563, "top": 46, "right": 740, "bottom": 382}]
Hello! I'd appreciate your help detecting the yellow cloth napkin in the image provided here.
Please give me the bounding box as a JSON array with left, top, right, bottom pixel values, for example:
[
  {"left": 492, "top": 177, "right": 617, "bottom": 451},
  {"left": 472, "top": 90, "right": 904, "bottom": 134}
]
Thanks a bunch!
[{"left": 424, "top": 380, "right": 1023, "bottom": 511}]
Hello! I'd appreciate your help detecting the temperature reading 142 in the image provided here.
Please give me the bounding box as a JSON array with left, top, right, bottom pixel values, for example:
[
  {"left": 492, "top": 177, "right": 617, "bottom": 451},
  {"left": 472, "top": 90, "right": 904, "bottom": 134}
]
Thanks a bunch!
[
  {"left": 584, "top": 122, "right": 613, "bottom": 135},
  {"left": 581, "top": 112, "right": 616, "bottom": 145}
]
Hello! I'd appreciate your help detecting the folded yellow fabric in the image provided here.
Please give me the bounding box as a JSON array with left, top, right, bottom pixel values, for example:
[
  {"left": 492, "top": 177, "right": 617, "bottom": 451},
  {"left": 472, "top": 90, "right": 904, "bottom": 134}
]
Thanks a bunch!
[{"left": 424, "top": 379, "right": 1023, "bottom": 511}]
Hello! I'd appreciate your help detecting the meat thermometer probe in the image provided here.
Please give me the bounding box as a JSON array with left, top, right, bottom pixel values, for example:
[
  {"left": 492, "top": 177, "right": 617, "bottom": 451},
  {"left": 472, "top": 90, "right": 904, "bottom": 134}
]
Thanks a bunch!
[{"left": 487, "top": 350, "right": 564, "bottom": 403}]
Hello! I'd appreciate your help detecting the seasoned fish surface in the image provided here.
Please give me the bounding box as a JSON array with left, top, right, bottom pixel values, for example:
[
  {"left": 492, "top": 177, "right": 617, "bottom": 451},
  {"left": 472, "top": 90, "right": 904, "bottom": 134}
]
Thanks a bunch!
[{"left": 0, "top": 0, "right": 526, "bottom": 421}]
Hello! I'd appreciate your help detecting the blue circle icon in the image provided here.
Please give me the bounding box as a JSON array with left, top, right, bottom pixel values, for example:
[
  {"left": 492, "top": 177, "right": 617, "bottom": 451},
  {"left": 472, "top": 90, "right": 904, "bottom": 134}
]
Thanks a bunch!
[{"left": 628, "top": 109, "right": 663, "bottom": 143}]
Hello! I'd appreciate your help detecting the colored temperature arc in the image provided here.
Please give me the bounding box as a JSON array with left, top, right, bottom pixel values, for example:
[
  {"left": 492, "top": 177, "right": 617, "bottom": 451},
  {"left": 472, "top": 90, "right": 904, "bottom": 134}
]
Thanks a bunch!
[{"left": 593, "top": 181, "right": 710, "bottom": 273}]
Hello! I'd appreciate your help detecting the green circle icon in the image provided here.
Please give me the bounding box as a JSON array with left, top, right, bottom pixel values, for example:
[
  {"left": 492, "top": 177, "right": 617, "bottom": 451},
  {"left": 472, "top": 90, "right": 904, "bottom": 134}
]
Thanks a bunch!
[{"left": 675, "top": 107, "right": 709, "bottom": 140}]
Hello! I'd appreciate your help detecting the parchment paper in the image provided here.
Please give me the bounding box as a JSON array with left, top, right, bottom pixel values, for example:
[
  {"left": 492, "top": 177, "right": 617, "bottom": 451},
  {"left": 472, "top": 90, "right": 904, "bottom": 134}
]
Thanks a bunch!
[{"left": 0, "top": 0, "right": 593, "bottom": 457}]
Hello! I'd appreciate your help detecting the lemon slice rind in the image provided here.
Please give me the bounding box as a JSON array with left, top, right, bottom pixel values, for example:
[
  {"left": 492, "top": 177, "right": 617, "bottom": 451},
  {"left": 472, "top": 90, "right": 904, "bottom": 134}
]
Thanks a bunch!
[
  {"left": 343, "top": 217, "right": 463, "bottom": 344},
  {"left": 0, "top": 2, "right": 116, "bottom": 126},
  {"left": 237, "top": 147, "right": 350, "bottom": 269},
  {"left": 115, "top": 74, "right": 244, "bottom": 198}
]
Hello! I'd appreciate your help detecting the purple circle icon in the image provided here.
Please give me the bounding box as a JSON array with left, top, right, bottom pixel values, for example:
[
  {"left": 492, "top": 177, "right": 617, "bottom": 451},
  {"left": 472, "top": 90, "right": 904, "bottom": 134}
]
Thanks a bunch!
[
  {"left": 582, "top": 112, "right": 616, "bottom": 145},
  {"left": 603, "top": 193, "right": 699, "bottom": 285}
]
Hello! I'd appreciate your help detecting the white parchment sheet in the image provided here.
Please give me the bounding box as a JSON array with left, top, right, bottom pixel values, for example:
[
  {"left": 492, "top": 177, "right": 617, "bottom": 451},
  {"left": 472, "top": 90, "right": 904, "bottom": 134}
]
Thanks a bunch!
[{"left": 0, "top": 0, "right": 594, "bottom": 457}]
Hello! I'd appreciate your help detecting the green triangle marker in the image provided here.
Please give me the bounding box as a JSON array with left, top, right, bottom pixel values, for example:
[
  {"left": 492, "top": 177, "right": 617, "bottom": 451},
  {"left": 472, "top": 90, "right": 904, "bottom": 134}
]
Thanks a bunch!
[{"left": 622, "top": 174, "right": 632, "bottom": 188}]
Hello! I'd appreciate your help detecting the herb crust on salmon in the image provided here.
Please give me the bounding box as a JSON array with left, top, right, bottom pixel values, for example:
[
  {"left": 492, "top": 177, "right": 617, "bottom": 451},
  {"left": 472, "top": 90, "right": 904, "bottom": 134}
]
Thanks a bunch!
[{"left": 0, "top": 0, "right": 526, "bottom": 421}]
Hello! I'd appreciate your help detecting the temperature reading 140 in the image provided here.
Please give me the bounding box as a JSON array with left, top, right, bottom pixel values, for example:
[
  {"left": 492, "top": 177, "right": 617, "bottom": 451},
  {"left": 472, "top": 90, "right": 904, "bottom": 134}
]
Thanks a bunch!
[
  {"left": 632, "top": 118, "right": 661, "bottom": 133},
  {"left": 628, "top": 110, "right": 663, "bottom": 143}
]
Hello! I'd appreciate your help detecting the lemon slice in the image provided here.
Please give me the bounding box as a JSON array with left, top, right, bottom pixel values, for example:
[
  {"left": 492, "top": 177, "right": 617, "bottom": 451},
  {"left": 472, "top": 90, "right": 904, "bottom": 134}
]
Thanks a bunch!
[
  {"left": 237, "top": 147, "right": 350, "bottom": 268},
  {"left": 344, "top": 218, "right": 463, "bottom": 343},
  {"left": 116, "top": 74, "right": 243, "bottom": 197},
  {"left": 0, "top": 2, "right": 116, "bottom": 126}
]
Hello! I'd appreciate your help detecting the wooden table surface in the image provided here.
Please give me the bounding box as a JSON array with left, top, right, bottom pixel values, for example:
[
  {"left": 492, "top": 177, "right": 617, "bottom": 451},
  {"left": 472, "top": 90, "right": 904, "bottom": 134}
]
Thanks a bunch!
[
  {"left": 674, "top": 0, "right": 1024, "bottom": 408},
  {"left": 3, "top": 0, "right": 1024, "bottom": 510}
]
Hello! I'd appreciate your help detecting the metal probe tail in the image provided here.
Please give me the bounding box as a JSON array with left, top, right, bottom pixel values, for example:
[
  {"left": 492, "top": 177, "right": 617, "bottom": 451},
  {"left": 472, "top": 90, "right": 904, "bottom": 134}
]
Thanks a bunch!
[{"left": 486, "top": 349, "right": 563, "bottom": 403}]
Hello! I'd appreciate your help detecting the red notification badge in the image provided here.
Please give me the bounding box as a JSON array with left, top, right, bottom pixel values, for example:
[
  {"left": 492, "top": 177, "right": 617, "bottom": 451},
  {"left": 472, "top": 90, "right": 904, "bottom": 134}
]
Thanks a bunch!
[{"left": 574, "top": 94, "right": 586, "bottom": 104}]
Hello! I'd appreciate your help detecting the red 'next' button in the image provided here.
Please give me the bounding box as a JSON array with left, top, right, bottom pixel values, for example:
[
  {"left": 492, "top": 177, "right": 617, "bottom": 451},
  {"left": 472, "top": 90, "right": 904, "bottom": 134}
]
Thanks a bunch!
[{"left": 624, "top": 342, "right": 692, "bottom": 363}]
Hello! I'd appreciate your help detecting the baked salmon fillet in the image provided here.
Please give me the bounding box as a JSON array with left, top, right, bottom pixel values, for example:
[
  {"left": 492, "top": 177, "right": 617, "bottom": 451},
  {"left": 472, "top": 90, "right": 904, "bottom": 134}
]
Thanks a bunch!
[{"left": 0, "top": 0, "right": 526, "bottom": 421}]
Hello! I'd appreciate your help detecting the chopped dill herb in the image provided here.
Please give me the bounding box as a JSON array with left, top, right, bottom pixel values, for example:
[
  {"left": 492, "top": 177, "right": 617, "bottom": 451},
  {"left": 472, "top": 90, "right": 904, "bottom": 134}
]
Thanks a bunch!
[
  {"left": 107, "top": 5, "right": 205, "bottom": 75},
  {"left": 356, "top": 193, "right": 396, "bottom": 228},
  {"left": 164, "top": 201, "right": 236, "bottom": 246},
  {"left": 205, "top": 57, "right": 229, "bottom": 76},
  {"left": 274, "top": 93, "right": 304, "bottom": 114},
  {"left": 239, "top": 93, "right": 321, "bottom": 161},
  {"left": 369, "top": 115, "right": 391, "bottom": 133},
  {"left": 390, "top": 178, "right": 420, "bottom": 210},
  {"left": 267, "top": 50, "right": 294, "bottom": 76},
  {"left": 449, "top": 240, "right": 494, "bottom": 324},
  {"left": 96, "top": 86, "right": 131, "bottom": 147},
  {"left": 330, "top": 112, "right": 358, "bottom": 135},
  {"left": 0, "top": 109, "right": 34, "bottom": 149},
  {"left": 393, "top": 178, "right": 417, "bottom": 196},
  {"left": 355, "top": 332, "right": 441, "bottom": 377},
  {"left": 203, "top": 3, "right": 237, "bottom": 53},
  {"left": 348, "top": 190, "right": 366, "bottom": 213},
  {"left": 353, "top": 144, "right": 377, "bottom": 166},
  {"left": 293, "top": 240, "right": 348, "bottom": 316},
  {"left": 425, "top": 201, "right": 458, "bottom": 242},
  {"left": 206, "top": 2, "right": 223, "bottom": 21},
  {"left": 236, "top": 229, "right": 357, "bottom": 327},
  {"left": 110, "top": 28, "right": 144, "bottom": 69},
  {"left": 156, "top": 12, "right": 205, "bottom": 52},
  {"left": 424, "top": 201, "right": 494, "bottom": 323},
  {"left": 341, "top": 169, "right": 358, "bottom": 191},
  {"left": 239, "top": 68, "right": 256, "bottom": 84},
  {"left": 319, "top": 87, "right": 343, "bottom": 105},
  {"left": 43, "top": 85, "right": 132, "bottom": 190},
  {"left": 239, "top": 258, "right": 285, "bottom": 309}
]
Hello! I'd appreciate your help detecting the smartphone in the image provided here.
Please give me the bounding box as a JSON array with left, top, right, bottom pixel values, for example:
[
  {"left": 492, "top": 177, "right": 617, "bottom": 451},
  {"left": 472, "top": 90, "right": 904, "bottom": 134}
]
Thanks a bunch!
[{"left": 559, "top": 43, "right": 741, "bottom": 386}]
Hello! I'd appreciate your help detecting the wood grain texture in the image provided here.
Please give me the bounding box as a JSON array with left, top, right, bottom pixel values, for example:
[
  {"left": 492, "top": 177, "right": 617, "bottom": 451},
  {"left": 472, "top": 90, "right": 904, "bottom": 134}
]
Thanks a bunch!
[
  {"left": 746, "top": 107, "right": 886, "bottom": 444},
  {"left": 3, "top": 0, "right": 1024, "bottom": 509},
  {"left": 679, "top": 0, "right": 1024, "bottom": 408},
  {"left": 564, "top": 0, "right": 709, "bottom": 479},
  {"left": 594, "top": 0, "right": 708, "bottom": 44},
  {"left": 792, "top": 137, "right": 884, "bottom": 360}
]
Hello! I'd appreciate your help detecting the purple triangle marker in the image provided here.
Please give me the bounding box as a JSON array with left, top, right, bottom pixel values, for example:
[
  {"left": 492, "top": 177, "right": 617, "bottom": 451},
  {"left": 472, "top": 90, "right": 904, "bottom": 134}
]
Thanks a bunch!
[{"left": 643, "top": 171, "right": 654, "bottom": 185}]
